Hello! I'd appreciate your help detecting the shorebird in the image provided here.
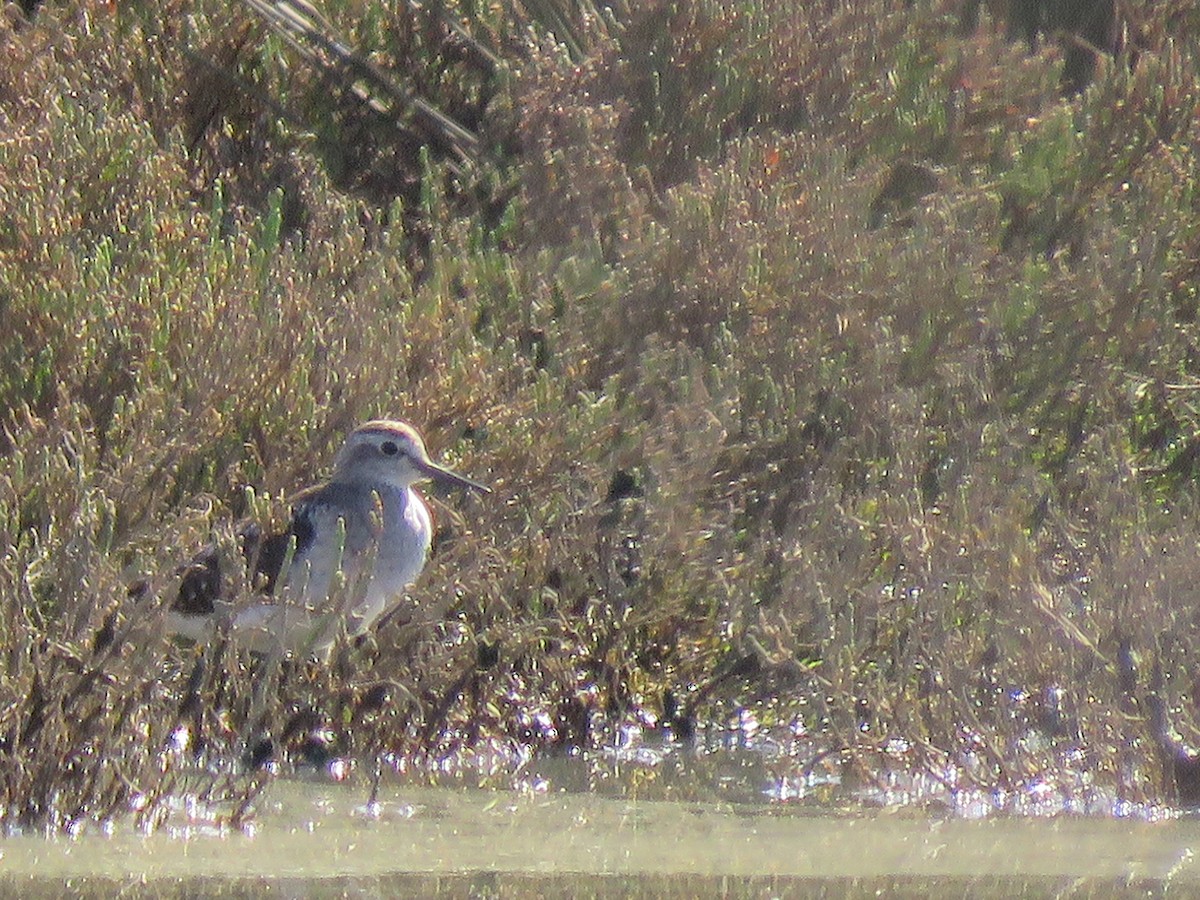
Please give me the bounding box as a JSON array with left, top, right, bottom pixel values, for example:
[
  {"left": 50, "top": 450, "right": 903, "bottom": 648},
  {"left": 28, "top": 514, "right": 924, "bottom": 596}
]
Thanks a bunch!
[{"left": 167, "top": 420, "right": 489, "bottom": 656}]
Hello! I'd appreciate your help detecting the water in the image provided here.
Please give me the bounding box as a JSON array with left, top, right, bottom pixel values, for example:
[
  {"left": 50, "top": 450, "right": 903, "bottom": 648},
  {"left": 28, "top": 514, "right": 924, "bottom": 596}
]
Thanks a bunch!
[
  {"left": 2, "top": 722, "right": 1195, "bottom": 896},
  {"left": 3, "top": 777, "right": 1200, "bottom": 896}
]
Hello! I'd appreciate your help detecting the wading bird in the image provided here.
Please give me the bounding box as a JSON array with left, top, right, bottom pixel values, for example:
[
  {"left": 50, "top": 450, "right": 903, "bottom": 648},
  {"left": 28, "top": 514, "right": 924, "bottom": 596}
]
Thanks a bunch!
[{"left": 168, "top": 419, "right": 489, "bottom": 657}]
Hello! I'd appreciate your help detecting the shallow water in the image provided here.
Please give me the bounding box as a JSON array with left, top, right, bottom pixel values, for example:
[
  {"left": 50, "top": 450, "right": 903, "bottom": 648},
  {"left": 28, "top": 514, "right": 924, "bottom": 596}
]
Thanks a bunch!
[
  {"left": 4, "top": 777, "right": 1200, "bottom": 897},
  {"left": 1, "top": 723, "right": 1193, "bottom": 896}
]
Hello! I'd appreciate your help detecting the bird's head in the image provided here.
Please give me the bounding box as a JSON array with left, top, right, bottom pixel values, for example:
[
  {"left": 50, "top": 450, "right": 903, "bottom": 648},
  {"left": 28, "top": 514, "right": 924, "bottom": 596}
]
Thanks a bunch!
[{"left": 333, "top": 420, "right": 490, "bottom": 493}]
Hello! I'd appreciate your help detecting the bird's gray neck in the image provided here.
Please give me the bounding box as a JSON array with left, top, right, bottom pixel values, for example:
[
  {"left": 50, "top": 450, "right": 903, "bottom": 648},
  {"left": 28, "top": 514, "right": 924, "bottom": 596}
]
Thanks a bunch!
[
  {"left": 324, "top": 480, "right": 412, "bottom": 547},
  {"left": 329, "top": 478, "right": 408, "bottom": 504}
]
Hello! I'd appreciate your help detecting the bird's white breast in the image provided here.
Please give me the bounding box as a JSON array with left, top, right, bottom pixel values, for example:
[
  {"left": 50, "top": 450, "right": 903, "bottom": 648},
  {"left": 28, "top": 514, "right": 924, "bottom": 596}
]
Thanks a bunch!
[{"left": 240, "top": 482, "right": 434, "bottom": 652}]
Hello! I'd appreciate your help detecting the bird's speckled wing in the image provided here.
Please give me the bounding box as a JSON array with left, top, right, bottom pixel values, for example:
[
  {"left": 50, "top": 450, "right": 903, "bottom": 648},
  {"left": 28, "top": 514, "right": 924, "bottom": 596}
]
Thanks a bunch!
[
  {"left": 247, "top": 496, "right": 318, "bottom": 593},
  {"left": 171, "top": 490, "right": 321, "bottom": 616},
  {"left": 173, "top": 544, "right": 222, "bottom": 616}
]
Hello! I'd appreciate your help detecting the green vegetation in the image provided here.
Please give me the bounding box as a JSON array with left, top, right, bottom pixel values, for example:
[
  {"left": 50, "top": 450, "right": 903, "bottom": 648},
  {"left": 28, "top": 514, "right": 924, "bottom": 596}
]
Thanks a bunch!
[{"left": 1, "top": 0, "right": 1199, "bottom": 831}]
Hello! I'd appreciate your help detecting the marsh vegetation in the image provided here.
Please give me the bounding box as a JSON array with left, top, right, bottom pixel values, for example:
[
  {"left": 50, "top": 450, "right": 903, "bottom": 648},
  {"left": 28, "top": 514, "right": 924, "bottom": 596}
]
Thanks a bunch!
[{"left": 1, "top": 0, "right": 1199, "bottom": 832}]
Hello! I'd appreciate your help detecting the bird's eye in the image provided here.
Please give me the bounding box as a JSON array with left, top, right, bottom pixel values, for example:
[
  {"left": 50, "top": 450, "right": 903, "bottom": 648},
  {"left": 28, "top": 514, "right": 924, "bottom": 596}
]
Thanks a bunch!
[{"left": 380, "top": 440, "right": 399, "bottom": 456}]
